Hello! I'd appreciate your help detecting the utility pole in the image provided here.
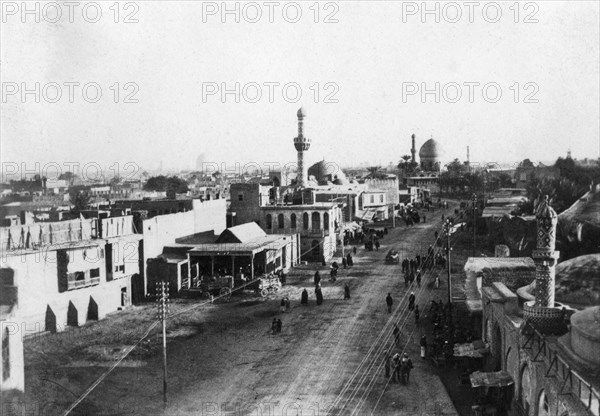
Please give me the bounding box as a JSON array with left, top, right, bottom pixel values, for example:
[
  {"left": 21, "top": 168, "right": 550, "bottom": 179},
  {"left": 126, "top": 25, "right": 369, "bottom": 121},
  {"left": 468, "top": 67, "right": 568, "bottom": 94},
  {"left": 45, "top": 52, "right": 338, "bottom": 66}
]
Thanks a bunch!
[
  {"left": 445, "top": 220, "right": 452, "bottom": 309},
  {"left": 472, "top": 193, "right": 477, "bottom": 257},
  {"left": 156, "top": 281, "right": 169, "bottom": 405}
]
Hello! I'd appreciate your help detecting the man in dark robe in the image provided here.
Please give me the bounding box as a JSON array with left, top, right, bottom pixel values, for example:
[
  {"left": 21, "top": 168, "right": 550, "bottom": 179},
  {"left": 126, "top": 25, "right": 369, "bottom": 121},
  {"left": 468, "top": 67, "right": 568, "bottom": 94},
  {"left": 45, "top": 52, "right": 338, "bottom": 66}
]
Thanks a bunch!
[
  {"left": 301, "top": 288, "right": 308, "bottom": 305},
  {"left": 344, "top": 283, "right": 350, "bottom": 299}
]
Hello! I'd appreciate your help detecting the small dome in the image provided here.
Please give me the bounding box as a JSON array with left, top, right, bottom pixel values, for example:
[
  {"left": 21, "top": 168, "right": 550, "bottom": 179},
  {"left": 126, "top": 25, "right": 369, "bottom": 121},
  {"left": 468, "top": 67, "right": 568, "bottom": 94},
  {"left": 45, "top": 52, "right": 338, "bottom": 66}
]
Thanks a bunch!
[
  {"left": 419, "top": 138, "right": 441, "bottom": 159},
  {"left": 297, "top": 107, "right": 307, "bottom": 118},
  {"left": 308, "top": 160, "right": 347, "bottom": 186}
]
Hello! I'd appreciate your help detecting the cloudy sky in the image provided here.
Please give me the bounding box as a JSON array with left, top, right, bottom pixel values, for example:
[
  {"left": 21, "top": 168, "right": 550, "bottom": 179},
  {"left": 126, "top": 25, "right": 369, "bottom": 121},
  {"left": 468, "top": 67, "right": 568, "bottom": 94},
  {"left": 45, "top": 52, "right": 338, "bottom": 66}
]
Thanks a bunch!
[{"left": 1, "top": 1, "right": 599, "bottom": 178}]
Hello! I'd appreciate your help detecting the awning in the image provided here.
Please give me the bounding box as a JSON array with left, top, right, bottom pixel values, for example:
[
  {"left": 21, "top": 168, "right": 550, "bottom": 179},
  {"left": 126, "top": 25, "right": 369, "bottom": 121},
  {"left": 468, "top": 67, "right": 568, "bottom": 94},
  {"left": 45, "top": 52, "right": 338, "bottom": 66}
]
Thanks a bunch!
[
  {"left": 454, "top": 340, "right": 489, "bottom": 358},
  {"left": 470, "top": 371, "right": 514, "bottom": 388}
]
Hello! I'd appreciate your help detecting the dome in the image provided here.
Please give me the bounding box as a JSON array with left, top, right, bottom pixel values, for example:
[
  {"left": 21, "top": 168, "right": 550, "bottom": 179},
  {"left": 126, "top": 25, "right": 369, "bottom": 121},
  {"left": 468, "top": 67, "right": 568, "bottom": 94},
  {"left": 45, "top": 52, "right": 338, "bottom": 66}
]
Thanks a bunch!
[
  {"left": 520, "top": 254, "right": 600, "bottom": 307},
  {"left": 570, "top": 306, "right": 600, "bottom": 365},
  {"left": 297, "top": 107, "right": 307, "bottom": 118},
  {"left": 308, "top": 160, "right": 347, "bottom": 186},
  {"left": 554, "top": 254, "right": 600, "bottom": 306},
  {"left": 419, "top": 138, "right": 441, "bottom": 159}
]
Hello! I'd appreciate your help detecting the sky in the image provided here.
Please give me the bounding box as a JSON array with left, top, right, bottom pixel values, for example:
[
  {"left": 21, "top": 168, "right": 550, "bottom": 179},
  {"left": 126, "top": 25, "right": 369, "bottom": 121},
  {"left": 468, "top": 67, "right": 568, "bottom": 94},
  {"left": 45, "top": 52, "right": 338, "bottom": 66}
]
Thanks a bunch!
[{"left": 1, "top": 1, "right": 599, "bottom": 180}]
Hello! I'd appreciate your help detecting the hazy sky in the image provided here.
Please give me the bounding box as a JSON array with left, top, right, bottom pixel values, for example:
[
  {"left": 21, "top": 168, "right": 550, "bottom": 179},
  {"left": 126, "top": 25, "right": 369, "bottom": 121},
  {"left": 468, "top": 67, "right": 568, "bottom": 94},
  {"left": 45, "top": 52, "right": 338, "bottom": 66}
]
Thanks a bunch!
[{"left": 1, "top": 1, "right": 599, "bottom": 179}]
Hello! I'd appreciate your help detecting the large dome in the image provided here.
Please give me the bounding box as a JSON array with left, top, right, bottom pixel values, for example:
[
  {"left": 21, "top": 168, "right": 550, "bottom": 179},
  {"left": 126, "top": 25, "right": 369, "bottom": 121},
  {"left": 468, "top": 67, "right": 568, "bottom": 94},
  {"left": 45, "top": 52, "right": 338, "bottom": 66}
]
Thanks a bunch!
[
  {"left": 419, "top": 138, "right": 441, "bottom": 159},
  {"left": 308, "top": 160, "right": 347, "bottom": 185}
]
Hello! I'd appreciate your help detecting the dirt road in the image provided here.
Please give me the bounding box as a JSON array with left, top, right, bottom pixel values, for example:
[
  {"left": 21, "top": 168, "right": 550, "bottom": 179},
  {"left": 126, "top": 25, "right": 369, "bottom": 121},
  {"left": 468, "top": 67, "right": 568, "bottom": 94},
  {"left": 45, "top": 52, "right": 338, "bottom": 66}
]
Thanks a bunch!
[{"left": 21, "top": 207, "right": 460, "bottom": 416}]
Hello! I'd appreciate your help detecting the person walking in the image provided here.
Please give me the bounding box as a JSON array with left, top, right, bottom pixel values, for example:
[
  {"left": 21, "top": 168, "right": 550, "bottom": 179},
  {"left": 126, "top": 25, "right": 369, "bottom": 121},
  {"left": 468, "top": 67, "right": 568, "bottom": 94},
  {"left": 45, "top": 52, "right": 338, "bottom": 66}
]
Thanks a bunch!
[
  {"left": 344, "top": 283, "right": 351, "bottom": 300},
  {"left": 271, "top": 318, "right": 278, "bottom": 335},
  {"left": 301, "top": 288, "right": 308, "bottom": 305},
  {"left": 315, "top": 284, "right": 323, "bottom": 305},
  {"left": 280, "top": 298, "right": 286, "bottom": 313},
  {"left": 401, "top": 353, "right": 413, "bottom": 383},
  {"left": 392, "top": 353, "right": 401, "bottom": 382},
  {"left": 393, "top": 323, "right": 400, "bottom": 345},
  {"left": 434, "top": 275, "right": 440, "bottom": 289},
  {"left": 353, "top": 246, "right": 357, "bottom": 255},
  {"left": 375, "top": 240, "right": 380, "bottom": 251},
  {"left": 416, "top": 270, "right": 422, "bottom": 288},
  {"left": 276, "top": 319, "right": 282, "bottom": 333},
  {"left": 408, "top": 291, "right": 416, "bottom": 311},
  {"left": 342, "top": 257, "right": 347, "bottom": 269},
  {"left": 285, "top": 296, "right": 290, "bottom": 311},
  {"left": 420, "top": 335, "right": 427, "bottom": 359},
  {"left": 386, "top": 293, "right": 393, "bottom": 313},
  {"left": 314, "top": 271, "right": 321, "bottom": 287}
]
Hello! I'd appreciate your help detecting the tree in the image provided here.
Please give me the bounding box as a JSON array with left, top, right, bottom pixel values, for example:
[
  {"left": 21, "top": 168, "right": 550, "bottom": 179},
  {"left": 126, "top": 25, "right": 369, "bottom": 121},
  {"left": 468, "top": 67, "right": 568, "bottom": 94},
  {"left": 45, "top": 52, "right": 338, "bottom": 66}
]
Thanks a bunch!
[
  {"left": 143, "top": 175, "right": 188, "bottom": 199},
  {"left": 70, "top": 189, "right": 91, "bottom": 211}
]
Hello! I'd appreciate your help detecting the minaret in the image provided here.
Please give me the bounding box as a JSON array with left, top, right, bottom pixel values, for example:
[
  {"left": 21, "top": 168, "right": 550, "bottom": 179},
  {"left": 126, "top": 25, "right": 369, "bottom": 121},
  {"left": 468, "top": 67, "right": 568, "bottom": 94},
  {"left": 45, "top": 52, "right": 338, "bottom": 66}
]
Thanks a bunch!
[
  {"left": 293, "top": 107, "right": 311, "bottom": 187},
  {"left": 411, "top": 134, "right": 416, "bottom": 164},
  {"left": 524, "top": 195, "right": 563, "bottom": 334},
  {"left": 533, "top": 195, "right": 559, "bottom": 307}
]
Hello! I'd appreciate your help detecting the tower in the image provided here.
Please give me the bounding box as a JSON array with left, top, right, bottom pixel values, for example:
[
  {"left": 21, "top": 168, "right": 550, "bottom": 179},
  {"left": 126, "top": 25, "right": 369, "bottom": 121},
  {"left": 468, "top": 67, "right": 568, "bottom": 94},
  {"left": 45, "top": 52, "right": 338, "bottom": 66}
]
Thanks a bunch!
[
  {"left": 293, "top": 107, "right": 311, "bottom": 187},
  {"left": 524, "top": 195, "right": 564, "bottom": 334},
  {"left": 411, "top": 134, "right": 416, "bottom": 164}
]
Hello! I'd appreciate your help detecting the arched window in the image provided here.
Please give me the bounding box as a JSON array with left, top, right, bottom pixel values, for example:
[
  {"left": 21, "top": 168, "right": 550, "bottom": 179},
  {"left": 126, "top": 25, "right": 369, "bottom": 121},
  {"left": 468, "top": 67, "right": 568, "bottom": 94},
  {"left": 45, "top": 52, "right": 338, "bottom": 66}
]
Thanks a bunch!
[
  {"left": 266, "top": 214, "right": 272, "bottom": 230},
  {"left": 312, "top": 212, "right": 321, "bottom": 231},
  {"left": 537, "top": 390, "right": 550, "bottom": 416},
  {"left": 303, "top": 213, "right": 309, "bottom": 230},
  {"left": 291, "top": 214, "right": 297, "bottom": 229},
  {"left": 324, "top": 213, "right": 329, "bottom": 230},
  {"left": 278, "top": 214, "right": 284, "bottom": 229}
]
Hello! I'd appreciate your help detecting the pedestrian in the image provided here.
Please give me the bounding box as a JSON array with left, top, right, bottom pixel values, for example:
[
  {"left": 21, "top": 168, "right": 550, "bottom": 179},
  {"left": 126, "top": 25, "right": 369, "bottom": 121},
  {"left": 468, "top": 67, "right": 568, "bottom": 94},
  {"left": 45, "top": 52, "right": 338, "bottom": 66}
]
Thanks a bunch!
[
  {"left": 386, "top": 293, "right": 393, "bottom": 313},
  {"left": 393, "top": 323, "right": 400, "bottom": 345},
  {"left": 408, "top": 291, "right": 415, "bottom": 311},
  {"left": 423, "top": 215, "right": 426, "bottom": 223},
  {"left": 401, "top": 353, "right": 413, "bottom": 383},
  {"left": 314, "top": 271, "right": 321, "bottom": 287},
  {"left": 434, "top": 276, "right": 440, "bottom": 289},
  {"left": 316, "top": 285, "right": 323, "bottom": 305},
  {"left": 353, "top": 246, "right": 357, "bottom": 255},
  {"left": 375, "top": 240, "right": 380, "bottom": 251},
  {"left": 346, "top": 253, "right": 353, "bottom": 267},
  {"left": 342, "top": 257, "right": 347, "bottom": 269},
  {"left": 420, "top": 335, "right": 427, "bottom": 359},
  {"left": 276, "top": 318, "right": 282, "bottom": 333},
  {"left": 414, "top": 305, "right": 420, "bottom": 324},
  {"left": 285, "top": 296, "right": 290, "bottom": 311},
  {"left": 271, "top": 318, "right": 277, "bottom": 335},
  {"left": 330, "top": 267, "right": 337, "bottom": 282},
  {"left": 392, "top": 353, "right": 401, "bottom": 382},
  {"left": 301, "top": 288, "right": 308, "bottom": 305},
  {"left": 344, "top": 283, "right": 351, "bottom": 300},
  {"left": 416, "top": 270, "right": 422, "bottom": 288},
  {"left": 404, "top": 272, "right": 409, "bottom": 288},
  {"left": 280, "top": 298, "right": 286, "bottom": 313}
]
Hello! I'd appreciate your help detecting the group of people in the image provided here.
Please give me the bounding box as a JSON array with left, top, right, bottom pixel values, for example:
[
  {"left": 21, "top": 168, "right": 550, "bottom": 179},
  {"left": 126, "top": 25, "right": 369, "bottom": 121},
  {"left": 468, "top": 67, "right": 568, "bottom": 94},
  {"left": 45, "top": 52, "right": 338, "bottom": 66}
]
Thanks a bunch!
[{"left": 384, "top": 351, "right": 414, "bottom": 384}]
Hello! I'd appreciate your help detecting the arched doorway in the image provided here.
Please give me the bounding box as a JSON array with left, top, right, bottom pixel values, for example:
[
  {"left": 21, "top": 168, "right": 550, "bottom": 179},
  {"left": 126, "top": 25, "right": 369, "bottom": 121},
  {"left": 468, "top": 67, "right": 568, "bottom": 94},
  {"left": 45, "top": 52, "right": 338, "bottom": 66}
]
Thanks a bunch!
[
  {"left": 266, "top": 214, "right": 272, "bottom": 230},
  {"left": 520, "top": 365, "right": 532, "bottom": 415},
  {"left": 537, "top": 390, "right": 550, "bottom": 416},
  {"left": 278, "top": 214, "right": 284, "bottom": 229},
  {"left": 303, "top": 213, "right": 309, "bottom": 230},
  {"left": 291, "top": 214, "right": 297, "bottom": 229}
]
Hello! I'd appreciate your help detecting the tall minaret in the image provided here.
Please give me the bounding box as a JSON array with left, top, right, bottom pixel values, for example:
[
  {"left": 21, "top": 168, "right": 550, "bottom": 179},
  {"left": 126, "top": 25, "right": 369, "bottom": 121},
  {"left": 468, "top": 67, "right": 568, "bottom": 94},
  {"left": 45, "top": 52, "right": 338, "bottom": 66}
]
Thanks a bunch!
[
  {"left": 411, "top": 134, "right": 416, "bottom": 164},
  {"left": 524, "top": 195, "right": 563, "bottom": 334},
  {"left": 293, "top": 107, "right": 311, "bottom": 187},
  {"left": 533, "top": 195, "right": 559, "bottom": 308}
]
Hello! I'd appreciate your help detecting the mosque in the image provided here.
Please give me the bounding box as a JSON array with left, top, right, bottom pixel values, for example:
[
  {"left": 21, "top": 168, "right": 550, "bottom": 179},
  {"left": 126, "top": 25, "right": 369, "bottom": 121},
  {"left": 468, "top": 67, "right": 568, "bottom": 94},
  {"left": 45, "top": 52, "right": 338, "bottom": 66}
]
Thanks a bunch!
[
  {"left": 403, "top": 133, "right": 444, "bottom": 197},
  {"left": 229, "top": 108, "right": 397, "bottom": 261}
]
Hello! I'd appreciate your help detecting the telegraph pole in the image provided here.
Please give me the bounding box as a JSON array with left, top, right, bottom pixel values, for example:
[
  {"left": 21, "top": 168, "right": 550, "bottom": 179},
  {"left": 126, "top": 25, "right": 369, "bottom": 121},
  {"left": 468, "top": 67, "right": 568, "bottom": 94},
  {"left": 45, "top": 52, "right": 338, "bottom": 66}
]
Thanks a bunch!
[
  {"left": 472, "top": 193, "right": 477, "bottom": 257},
  {"left": 445, "top": 220, "right": 452, "bottom": 309},
  {"left": 156, "top": 281, "right": 170, "bottom": 405}
]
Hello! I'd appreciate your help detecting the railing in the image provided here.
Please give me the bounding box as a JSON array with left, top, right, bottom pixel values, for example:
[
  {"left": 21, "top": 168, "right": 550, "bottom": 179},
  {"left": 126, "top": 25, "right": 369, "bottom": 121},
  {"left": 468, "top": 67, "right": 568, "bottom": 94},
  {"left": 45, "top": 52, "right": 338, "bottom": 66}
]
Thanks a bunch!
[
  {"left": 67, "top": 277, "right": 101, "bottom": 290},
  {"left": 523, "top": 322, "right": 600, "bottom": 416}
]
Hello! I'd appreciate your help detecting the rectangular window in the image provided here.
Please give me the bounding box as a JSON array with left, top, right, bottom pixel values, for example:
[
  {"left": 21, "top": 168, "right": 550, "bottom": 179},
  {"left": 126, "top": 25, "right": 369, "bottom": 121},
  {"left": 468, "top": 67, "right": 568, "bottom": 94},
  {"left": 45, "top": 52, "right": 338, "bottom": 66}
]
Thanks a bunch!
[
  {"left": 90, "top": 268, "right": 100, "bottom": 278},
  {"left": 238, "top": 194, "right": 244, "bottom": 201}
]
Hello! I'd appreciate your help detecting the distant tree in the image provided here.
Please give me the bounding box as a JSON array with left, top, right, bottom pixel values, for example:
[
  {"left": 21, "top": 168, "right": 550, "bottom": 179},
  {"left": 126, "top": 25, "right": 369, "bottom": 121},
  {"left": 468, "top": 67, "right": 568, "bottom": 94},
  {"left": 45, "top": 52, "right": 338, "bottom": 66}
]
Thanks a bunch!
[
  {"left": 70, "top": 189, "right": 91, "bottom": 211},
  {"left": 166, "top": 177, "right": 189, "bottom": 199},
  {"left": 59, "top": 171, "right": 78, "bottom": 185},
  {"left": 519, "top": 159, "right": 535, "bottom": 169},
  {"left": 144, "top": 175, "right": 188, "bottom": 198}
]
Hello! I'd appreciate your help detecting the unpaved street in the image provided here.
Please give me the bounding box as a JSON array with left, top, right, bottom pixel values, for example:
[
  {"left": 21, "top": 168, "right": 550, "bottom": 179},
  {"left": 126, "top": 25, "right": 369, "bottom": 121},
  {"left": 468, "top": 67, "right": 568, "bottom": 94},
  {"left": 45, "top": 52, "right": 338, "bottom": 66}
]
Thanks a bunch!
[{"left": 22, "top": 206, "right": 459, "bottom": 416}]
